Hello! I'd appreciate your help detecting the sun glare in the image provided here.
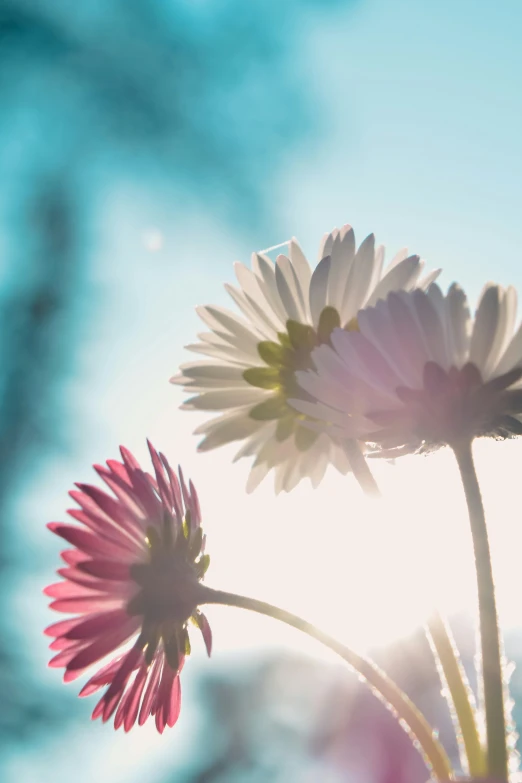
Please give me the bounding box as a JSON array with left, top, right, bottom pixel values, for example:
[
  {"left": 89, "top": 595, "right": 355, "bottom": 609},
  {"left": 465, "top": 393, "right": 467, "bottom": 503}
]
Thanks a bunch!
[{"left": 184, "top": 430, "right": 522, "bottom": 660}]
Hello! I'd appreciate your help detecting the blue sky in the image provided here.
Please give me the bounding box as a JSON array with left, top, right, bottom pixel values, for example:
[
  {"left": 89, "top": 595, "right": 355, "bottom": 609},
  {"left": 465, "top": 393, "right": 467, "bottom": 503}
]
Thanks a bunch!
[{"left": 10, "top": 1, "right": 522, "bottom": 781}]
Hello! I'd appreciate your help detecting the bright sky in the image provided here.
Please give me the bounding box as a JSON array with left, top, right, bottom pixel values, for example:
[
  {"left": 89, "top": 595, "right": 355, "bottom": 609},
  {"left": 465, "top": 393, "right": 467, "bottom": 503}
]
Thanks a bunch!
[{"left": 12, "top": 1, "right": 522, "bottom": 781}]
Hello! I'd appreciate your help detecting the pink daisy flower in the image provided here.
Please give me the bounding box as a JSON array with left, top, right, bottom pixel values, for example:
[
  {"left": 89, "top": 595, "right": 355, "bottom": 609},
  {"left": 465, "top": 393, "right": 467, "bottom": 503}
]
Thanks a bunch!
[{"left": 44, "top": 441, "right": 212, "bottom": 733}]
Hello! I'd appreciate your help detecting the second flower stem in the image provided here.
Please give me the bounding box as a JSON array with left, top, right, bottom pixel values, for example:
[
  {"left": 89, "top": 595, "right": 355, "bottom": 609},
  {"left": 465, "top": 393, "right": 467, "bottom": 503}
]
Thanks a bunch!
[
  {"left": 426, "top": 611, "right": 486, "bottom": 777},
  {"left": 201, "top": 586, "right": 453, "bottom": 780},
  {"left": 452, "top": 438, "right": 508, "bottom": 780}
]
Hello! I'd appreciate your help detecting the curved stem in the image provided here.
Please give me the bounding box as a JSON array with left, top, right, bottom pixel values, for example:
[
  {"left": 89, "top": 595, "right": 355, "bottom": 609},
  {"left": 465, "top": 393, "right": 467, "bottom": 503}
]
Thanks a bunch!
[
  {"left": 452, "top": 439, "right": 508, "bottom": 780},
  {"left": 426, "top": 612, "right": 487, "bottom": 777},
  {"left": 201, "top": 586, "right": 453, "bottom": 780}
]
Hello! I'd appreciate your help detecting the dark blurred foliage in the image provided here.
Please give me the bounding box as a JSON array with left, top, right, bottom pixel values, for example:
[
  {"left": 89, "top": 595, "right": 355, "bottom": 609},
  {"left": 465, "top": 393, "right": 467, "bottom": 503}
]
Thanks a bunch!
[{"left": 0, "top": 0, "right": 361, "bottom": 773}]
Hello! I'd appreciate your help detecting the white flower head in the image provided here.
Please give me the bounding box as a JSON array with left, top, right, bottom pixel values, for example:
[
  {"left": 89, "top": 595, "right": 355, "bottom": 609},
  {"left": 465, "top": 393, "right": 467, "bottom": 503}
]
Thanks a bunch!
[
  {"left": 291, "top": 283, "right": 522, "bottom": 457},
  {"left": 172, "top": 224, "right": 439, "bottom": 493}
]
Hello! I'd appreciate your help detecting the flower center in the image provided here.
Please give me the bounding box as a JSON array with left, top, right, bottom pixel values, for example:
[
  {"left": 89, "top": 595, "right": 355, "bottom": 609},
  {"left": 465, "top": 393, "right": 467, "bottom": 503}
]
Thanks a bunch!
[
  {"left": 370, "top": 362, "right": 522, "bottom": 448},
  {"left": 126, "top": 513, "right": 209, "bottom": 667},
  {"left": 243, "top": 307, "right": 358, "bottom": 449}
]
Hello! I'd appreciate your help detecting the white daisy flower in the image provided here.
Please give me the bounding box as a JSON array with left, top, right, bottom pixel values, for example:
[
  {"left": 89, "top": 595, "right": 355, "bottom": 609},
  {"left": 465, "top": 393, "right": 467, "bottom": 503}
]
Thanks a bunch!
[
  {"left": 171, "top": 224, "right": 439, "bottom": 493},
  {"left": 291, "top": 283, "right": 522, "bottom": 456}
]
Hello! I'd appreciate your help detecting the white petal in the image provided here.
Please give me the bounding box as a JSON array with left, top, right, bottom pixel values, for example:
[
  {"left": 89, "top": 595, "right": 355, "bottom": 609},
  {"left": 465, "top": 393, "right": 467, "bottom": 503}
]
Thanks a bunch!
[
  {"left": 326, "top": 227, "right": 356, "bottom": 313},
  {"left": 288, "top": 396, "right": 352, "bottom": 428},
  {"left": 296, "top": 369, "right": 354, "bottom": 412},
  {"left": 309, "top": 255, "right": 331, "bottom": 327},
  {"left": 197, "top": 305, "right": 262, "bottom": 351},
  {"left": 289, "top": 239, "right": 312, "bottom": 302},
  {"left": 469, "top": 285, "right": 500, "bottom": 373},
  {"left": 252, "top": 253, "right": 288, "bottom": 325},
  {"left": 179, "top": 362, "right": 247, "bottom": 381},
  {"left": 318, "top": 228, "right": 339, "bottom": 260},
  {"left": 384, "top": 247, "right": 408, "bottom": 273},
  {"left": 225, "top": 283, "right": 278, "bottom": 339},
  {"left": 411, "top": 287, "right": 448, "bottom": 369},
  {"left": 340, "top": 328, "right": 406, "bottom": 398},
  {"left": 339, "top": 233, "right": 377, "bottom": 323},
  {"left": 233, "top": 425, "right": 273, "bottom": 461},
  {"left": 366, "top": 243, "right": 385, "bottom": 299},
  {"left": 309, "top": 449, "right": 328, "bottom": 488},
  {"left": 279, "top": 460, "right": 304, "bottom": 493},
  {"left": 185, "top": 340, "right": 254, "bottom": 365},
  {"left": 427, "top": 284, "right": 451, "bottom": 368},
  {"left": 494, "top": 307, "right": 522, "bottom": 377},
  {"left": 385, "top": 292, "right": 431, "bottom": 386},
  {"left": 444, "top": 284, "right": 471, "bottom": 367},
  {"left": 417, "top": 267, "right": 441, "bottom": 290},
  {"left": 329, "top": 444, "right": 352, "bottom": 475},
  {"left": 196, "top": 410, "right": 261, "bottom": 451},
  {"left": 484, "top": 286, "right": 517, "bottom": 378},
  {"left": 234, "top": 260, "right": 286, "bottom": 330},
  {"left": 365, "top": 255, "right": 421, "bottom": 308},
  {"left": 357, "top": 303, "right": 420, "bottom": 387},
  {"left": 183, "top": 388, "right": 266, "bottom": 411},
  {"left": 275, "top": 254, "right": 307, "bottom": 322},
  {"left": 246, "top": 463, "right": 270, "bottom": 493}
]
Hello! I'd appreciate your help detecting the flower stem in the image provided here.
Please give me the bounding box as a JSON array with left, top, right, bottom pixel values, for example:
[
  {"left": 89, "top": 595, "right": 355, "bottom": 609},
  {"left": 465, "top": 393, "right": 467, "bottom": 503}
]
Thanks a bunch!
[
  {"left": 452, "top": 439, "right": 508, "bottom": 780},
  {"left": 201, "top": 587, "right": 453, "bottom": 780},
  {"left": 426, "top": 612, "right": 487, "bottom": 777}
]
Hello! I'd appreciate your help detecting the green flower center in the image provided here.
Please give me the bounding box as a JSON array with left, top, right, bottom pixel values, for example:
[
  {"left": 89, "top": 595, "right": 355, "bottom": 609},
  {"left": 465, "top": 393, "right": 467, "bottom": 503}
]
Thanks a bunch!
[{"left": 243, "top": 306, "right": 358, "bottom": 450}]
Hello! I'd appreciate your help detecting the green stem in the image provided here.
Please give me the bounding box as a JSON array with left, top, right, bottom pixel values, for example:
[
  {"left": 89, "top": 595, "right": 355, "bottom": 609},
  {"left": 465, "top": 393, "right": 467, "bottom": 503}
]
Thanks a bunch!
[
  {"left": 202, "top": 587, "right": 453, "bottom": 780},
  {"left": 426, "top": 612, "right": 487, "bottom": 777},
  {"left": 452, "top": 439, "right": 508, "bottom": 780}
]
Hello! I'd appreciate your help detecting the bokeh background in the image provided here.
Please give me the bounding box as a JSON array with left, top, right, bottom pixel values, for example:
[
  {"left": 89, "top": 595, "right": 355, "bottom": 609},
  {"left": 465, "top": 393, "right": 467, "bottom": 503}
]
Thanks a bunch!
[{"left": 3, "top": 1, "right": 522, "bottom": 781}]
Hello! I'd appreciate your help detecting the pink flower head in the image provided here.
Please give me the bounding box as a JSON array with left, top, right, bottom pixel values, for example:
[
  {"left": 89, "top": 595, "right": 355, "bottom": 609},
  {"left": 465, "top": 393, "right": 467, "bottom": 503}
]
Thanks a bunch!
[{"left": 45, "top": 441, "right": 212, "bottom": 733}]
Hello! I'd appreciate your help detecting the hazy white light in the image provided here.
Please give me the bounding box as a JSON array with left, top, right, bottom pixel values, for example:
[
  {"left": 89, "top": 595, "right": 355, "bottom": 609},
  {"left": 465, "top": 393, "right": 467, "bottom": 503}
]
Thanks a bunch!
[{"left": 142, "top": 229, "right": 164, "bottom": 252}]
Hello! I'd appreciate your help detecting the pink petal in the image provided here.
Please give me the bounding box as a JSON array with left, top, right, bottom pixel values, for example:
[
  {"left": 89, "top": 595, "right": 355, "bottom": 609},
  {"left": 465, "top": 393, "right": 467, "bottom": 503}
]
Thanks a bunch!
[
  {"left": 160, "top": 456, "right": 183, "bottom": 524},
  {"left": 105, "top": 459, "right": 133, "bottom": 485},
  {"left": 77, "top": 560, "right": 131, "bottom": 581},
  {"left": 48, "top": 524, "right": 134, "bottom": 561},
  {"left": 147, "top": 440, "right": 173, "bottom": 509},
  {"left": 56, "top": 566, "right": 104, "bottom": 589},
  {"left": 49, "top": 636, "right": 77, "bottom": 651},
  {"left": 94, "top": 465, "right": 146, "bottom": 522},
  {"left": 60, "top": 549, "right": 88, "bottom": 566},
  {"left": 99, "top": 644, "right": 143, "bottom": 723},
  {"left": 114, "top": 663, "right": 148, "bottom": 732},
  {"left": 67, "top": 507, "right": 141, "bottom": 553},
  {"left": 49, "top": 641, "right": 90, "bottom": 668},
  {"left": 44, "top": 581, "right": 102, "bottom": 599},
  {"left": 138, "top": 653, "right": 163, "bottom": 726},
  {"left": 50, "top": 594, "right": 122, "bottom": 614},
  {"left": 65, "top": 616, "right": 141, "bottom": 677},
  {"left": 73, "top": 484, "right": 143, "bottom": 540},
  {"left": 55, "top": 567, "right": 134, "bottom": 596},
  {"left": 167, "top": 676, "right": 182, "bottom": 728},
  {"left": 62, "top": 609, "right": 131, "bottom": 641},
  {"left": 119, "top": 447, "right": 140, "bottom": 471},
  {"left": 154, "top": 664, "right": 181, "bottom": 733},
  {"left": 177, "top": 466, "right": 191, "bottom": 517},
  {"left": 45, "top": 616, "right": 86, "bottom": 638},
  {"left": 80, "top": 657, "right": 124, "bottom": 697},
  {"left": 119, "top": 448, "right": 161, "bottom": 519}
]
